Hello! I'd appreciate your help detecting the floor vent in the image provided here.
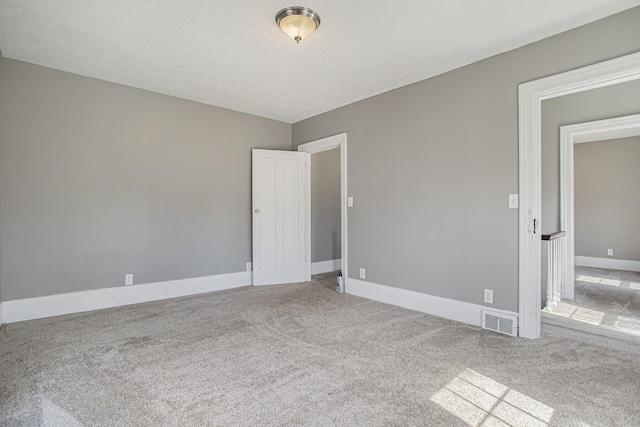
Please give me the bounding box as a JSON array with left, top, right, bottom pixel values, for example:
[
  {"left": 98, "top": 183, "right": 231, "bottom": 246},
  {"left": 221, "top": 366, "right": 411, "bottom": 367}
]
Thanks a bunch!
[{"left": 481, "top": 310, "right": 518, "bottom": 337}]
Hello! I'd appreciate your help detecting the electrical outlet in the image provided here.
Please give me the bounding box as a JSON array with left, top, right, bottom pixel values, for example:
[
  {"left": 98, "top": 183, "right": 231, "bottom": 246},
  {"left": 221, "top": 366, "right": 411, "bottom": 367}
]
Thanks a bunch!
[
  {"left": 125, "top": 273, "right": 134, "bottom": 286},
  {"left": 484, "top": 289, "right": 493, "bottom": 304},
  {"left": 607, "top": 249, "right": 613, "bottom": 256},
  {"left": 246, "top": 262, "right": 252, "bottom": 271},
  {"left": 359, "top": 268, "right": 366, "bottom": 279}
]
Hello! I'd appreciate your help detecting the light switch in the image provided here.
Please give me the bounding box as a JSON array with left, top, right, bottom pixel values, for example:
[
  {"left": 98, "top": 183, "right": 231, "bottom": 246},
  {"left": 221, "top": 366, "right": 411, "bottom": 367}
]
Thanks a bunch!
[
  {"left": 347, "top": 197, "right": 354, "bottom": 207},
  {"left": 509, "top": 194, "right": 518, "bottom": 209}
]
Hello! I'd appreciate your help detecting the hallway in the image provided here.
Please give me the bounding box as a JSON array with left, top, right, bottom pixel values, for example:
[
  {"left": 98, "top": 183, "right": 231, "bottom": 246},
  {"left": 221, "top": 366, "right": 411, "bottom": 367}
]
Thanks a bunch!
[{"left": 543, "top": 266, "right": 640, "bottom": 342}]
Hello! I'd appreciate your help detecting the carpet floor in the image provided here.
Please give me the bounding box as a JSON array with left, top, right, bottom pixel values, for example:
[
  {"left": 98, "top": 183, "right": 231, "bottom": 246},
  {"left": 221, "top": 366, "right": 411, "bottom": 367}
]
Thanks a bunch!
[
  {"left": 543, "top": 267, "right": 640, "bottom": 345},
  {"left": 1, "top": 272, "right": 639, "bottom": 426}
]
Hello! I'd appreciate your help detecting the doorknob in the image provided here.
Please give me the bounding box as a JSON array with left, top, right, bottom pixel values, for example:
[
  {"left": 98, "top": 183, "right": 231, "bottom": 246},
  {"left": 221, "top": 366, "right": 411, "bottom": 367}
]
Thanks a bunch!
[{"left": 254, "top": 208, "right": 260, "bottom": 214}]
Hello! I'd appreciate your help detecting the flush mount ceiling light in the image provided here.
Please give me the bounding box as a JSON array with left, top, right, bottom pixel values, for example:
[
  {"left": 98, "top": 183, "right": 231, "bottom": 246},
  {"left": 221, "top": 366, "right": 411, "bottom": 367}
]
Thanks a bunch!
[{"left": 275, "top": 6, "right": 321, "bottom": 44}]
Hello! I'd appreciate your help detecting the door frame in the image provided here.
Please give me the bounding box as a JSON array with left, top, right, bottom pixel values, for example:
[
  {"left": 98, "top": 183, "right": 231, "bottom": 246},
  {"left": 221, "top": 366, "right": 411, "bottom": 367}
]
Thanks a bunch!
[
  {"left": 518, "top": 51, "right": 640, "bottom": 339},
  {"left": 298, "top": 133, "right": 348, "bottom": 282},
  {"left": 560, "top": 113, "right": 640, "bottom": 299}
]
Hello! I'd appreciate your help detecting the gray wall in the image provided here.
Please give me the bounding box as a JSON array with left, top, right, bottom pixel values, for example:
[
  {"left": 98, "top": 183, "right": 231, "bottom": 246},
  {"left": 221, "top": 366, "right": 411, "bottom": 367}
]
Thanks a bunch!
[
  {"left": 0, "top": 51, "right": 3, "bottom": 303},
  {"left": 574, "top": 136, "right": 640, "bottom": 261},
  {"left": 541, "top": 81, "right": 640, "bottom": 234},
  {"left": 292, "top": 7, "right": 640, "bottom": 312},
  {"left": 0, "top": 59, "right": 291, "bottom": 301},
  {"left": 311, "top": 148, "right": 341, "bottom": 262}
]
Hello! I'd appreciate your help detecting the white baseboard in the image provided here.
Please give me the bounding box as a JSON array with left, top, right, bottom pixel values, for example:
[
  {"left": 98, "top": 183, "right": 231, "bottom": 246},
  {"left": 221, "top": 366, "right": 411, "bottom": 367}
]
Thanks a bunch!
[
  {"left": 346, "top": 278, "right": 518, "bottom": 329},
  {"left": 0, "top": 271, "right": 251, "bottom": 324},
  {"left": 575, "top": 256, "right": 640, "bottom": 272},
  {"left": 311, "top": 259, "right": 342, "bottom": 275}
]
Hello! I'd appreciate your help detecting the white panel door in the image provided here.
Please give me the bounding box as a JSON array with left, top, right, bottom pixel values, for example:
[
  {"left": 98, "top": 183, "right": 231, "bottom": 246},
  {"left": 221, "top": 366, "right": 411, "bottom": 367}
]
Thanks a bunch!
[{"left": 252, "top": 149, "right": 308, "bottom": 286}]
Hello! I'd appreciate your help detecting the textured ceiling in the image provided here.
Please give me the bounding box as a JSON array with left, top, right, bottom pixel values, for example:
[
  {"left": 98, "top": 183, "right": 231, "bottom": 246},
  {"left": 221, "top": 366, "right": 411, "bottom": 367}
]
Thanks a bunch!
[{"left": 1, "top": 0, "right": 639, "bottom": 123}]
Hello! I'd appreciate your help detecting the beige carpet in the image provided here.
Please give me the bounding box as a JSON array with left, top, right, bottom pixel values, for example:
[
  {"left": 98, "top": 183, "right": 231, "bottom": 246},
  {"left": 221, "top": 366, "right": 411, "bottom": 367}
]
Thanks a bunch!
[
  {"left": 2, "top": 272, "right": 639, "bottom": 426},
  {"left": 543, "top": 266, "right": 640, "bottom": 345}
]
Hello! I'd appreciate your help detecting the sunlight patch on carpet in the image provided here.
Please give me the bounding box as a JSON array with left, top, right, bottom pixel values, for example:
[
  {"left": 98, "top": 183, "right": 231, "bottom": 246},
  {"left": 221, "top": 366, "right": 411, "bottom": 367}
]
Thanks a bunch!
[
  {"left": 613, "top": 316, "right": 640, "bottom": 336},
  {"left": 577, "top": 275, "right": 626, "bottom": 288},
  {"left": 576, "top": 275, "right": 601, "bottom": 284},
  {"left": 430, "top": 368, "right": 554, "bottom": 426},
  {"left": 546, "top": 302, "right": 605, "bottom": 326}
]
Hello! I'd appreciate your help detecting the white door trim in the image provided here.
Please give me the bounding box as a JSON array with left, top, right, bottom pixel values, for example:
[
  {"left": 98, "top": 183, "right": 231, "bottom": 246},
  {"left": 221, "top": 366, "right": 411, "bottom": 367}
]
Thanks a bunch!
[
  {"left": 298, "top": 133, "right": 348, "bottom": 282},
  {"left": 560, "top": 113, "right": 640, "bottom": 300},
  {"left": 518, "top": 51, "right": 640, "bottom": 339}
]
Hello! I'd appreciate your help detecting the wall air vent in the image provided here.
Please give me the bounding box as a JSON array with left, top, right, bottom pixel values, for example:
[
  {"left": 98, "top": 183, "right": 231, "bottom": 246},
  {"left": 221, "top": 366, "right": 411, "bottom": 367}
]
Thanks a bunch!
[{"left": 481, "top": 309, "right": 518, "bottom": 337}]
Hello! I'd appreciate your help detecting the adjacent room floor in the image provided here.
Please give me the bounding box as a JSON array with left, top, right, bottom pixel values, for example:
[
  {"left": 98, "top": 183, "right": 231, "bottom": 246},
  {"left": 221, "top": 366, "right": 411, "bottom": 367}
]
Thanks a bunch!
[
  {"left": 543, "top": 266, "right": 640, "bottom": 343},
  {"left": 2, "top": 271, "right": 639, "bottom": 426}
]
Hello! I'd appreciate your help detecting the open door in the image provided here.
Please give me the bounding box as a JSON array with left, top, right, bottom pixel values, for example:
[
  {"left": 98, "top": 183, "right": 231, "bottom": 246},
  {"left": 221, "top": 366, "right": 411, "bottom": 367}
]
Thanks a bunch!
[{"left": 252, "top": 149, "right": 308, "bottom": 286}]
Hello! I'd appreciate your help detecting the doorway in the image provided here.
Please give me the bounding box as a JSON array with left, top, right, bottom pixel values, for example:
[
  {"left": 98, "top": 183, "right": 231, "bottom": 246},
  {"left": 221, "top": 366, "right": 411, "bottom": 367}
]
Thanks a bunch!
[
  {"left": 560, "top": 113, "right": 640, "bottom": 298},
  {"left": 518, "top": 52, "right": 640, "bottom": 338},
  {"left": 298, "top": 133, "right": 348, "bottom": 284},
  {"left": 541, "top": 120, "right": 640, "bottom": 339}
]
